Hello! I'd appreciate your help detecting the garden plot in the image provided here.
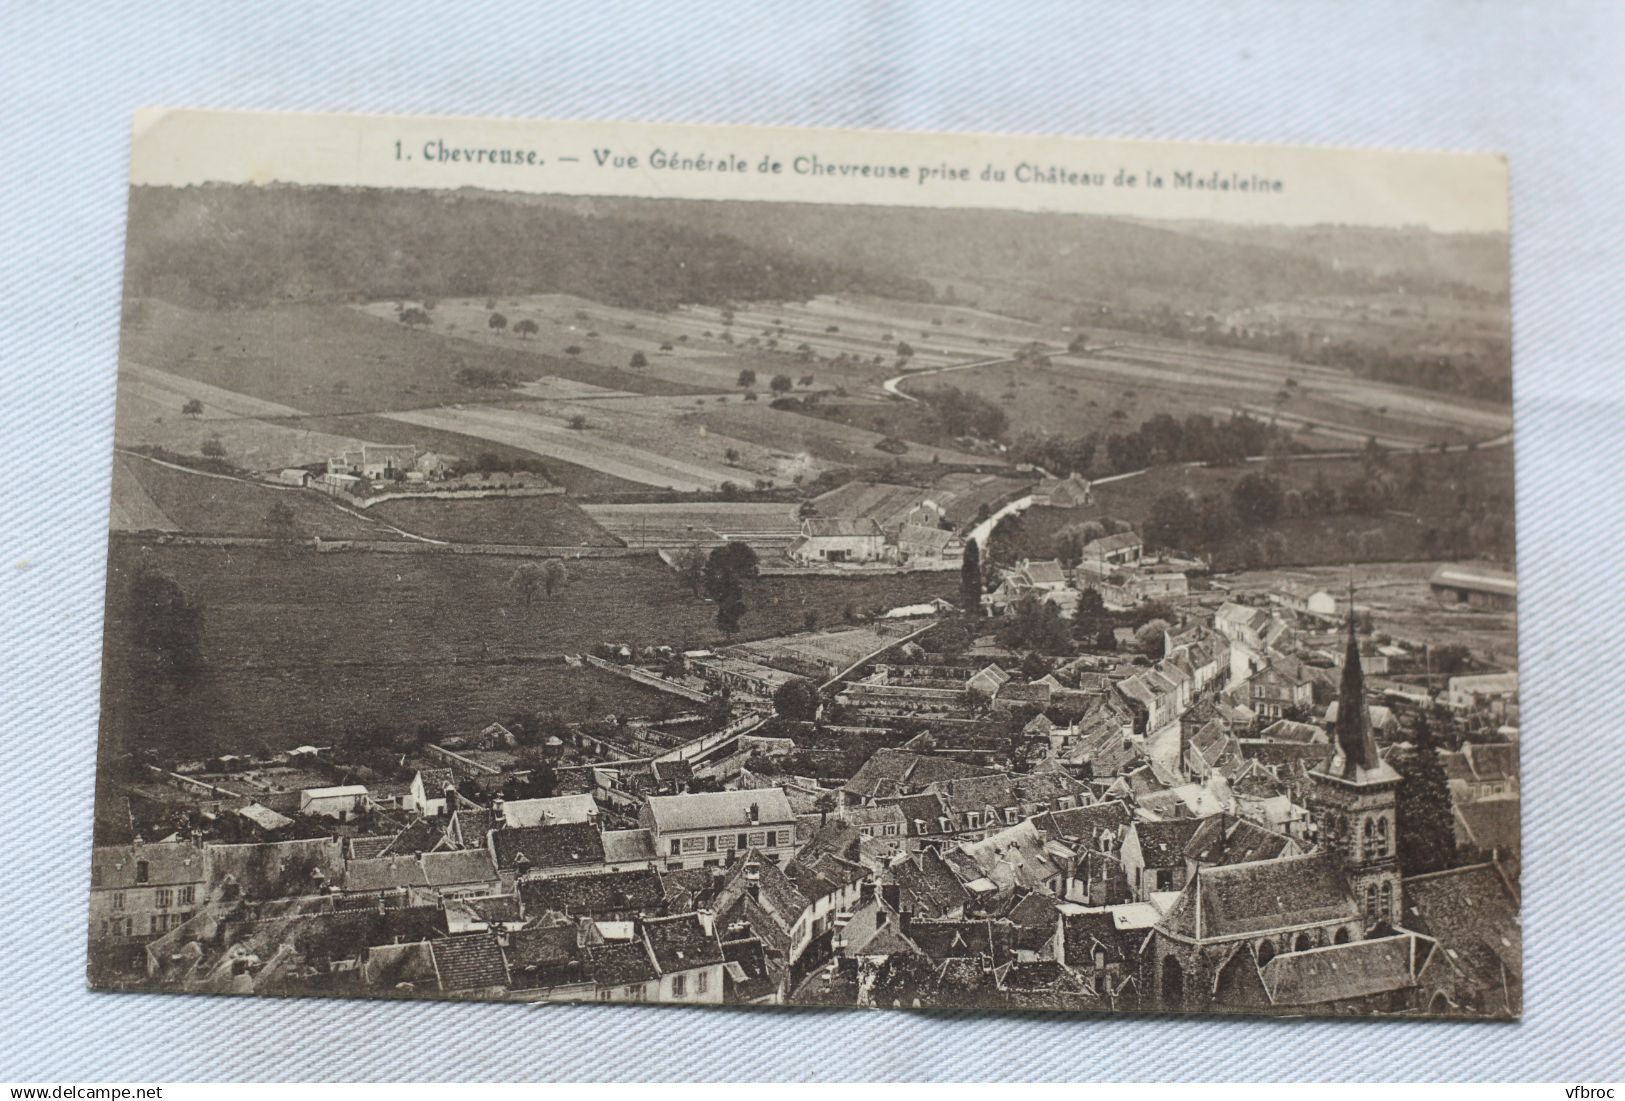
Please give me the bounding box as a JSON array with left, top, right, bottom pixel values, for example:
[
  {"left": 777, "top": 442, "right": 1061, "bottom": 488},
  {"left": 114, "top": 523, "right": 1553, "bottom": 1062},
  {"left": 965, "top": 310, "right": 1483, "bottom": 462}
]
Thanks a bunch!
[{"left": 381, "top": 404, "right": 746, "bottom": 492}]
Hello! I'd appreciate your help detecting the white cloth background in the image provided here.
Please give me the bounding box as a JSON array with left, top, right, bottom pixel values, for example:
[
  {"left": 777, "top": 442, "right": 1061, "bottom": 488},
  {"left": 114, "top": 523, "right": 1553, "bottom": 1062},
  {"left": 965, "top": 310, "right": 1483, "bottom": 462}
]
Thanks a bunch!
[{"left": 2, "top": 0, "right": 1622, "bottom": 1081}]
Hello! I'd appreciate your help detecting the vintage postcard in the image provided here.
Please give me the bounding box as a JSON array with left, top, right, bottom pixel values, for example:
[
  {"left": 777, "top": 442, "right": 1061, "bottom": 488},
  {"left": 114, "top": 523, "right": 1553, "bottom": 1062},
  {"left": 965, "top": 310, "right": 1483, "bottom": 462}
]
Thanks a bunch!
[{"left": 92, "top": 109, "right": 1518, "bottom": 1018}]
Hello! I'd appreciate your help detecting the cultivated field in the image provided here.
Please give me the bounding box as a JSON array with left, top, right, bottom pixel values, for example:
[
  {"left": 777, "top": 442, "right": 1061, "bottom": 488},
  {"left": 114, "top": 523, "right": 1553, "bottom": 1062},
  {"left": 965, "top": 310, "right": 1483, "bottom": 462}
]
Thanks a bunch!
[
  {"left": 582, "top": 501, "right": 801, "bottom": 546},
  {"left": 366, "top": 494, "right": 621, "bottom": 546},
  {"left": 102, "top": 540, "right": 959, "bottom": 750}
]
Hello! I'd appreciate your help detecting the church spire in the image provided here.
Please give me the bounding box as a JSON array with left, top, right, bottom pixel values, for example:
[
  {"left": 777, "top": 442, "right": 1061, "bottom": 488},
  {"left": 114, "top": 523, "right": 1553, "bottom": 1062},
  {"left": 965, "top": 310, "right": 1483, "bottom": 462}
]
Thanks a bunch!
[{"left": 1331, "top": 580, "right": 1383, "bottom": 777}]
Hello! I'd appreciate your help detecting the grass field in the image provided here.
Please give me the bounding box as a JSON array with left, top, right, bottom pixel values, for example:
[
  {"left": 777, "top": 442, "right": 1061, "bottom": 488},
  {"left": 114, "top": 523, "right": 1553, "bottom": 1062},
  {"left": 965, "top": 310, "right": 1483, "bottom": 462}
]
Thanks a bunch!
[
  {"left": 366, "top": 494, "right": 621, "bottom": 546},
  {"left": 109, "top": 453, "right": 395, "bottom": 539},
  {"left": 101, "top": 540, "right": 959, "bottom": 752}
]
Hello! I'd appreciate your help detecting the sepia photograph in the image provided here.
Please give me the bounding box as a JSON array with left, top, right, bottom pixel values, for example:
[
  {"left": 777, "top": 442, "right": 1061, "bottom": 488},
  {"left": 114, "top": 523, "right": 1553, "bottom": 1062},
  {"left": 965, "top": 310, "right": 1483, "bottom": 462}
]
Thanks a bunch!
[{"left": 88, "top": 110, "right": 1519, "bottom": 1020}]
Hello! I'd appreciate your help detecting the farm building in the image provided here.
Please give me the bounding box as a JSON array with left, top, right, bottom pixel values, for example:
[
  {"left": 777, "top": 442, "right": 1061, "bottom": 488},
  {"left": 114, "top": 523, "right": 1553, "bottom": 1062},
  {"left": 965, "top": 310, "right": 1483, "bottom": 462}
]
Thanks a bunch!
[
  {"left": 895, "top": 523, "right": 964, "bottom": 567},
  {"left": 327, "top": 444, "right": 421, "bottom": 481},
  {"left": 277, "top": 468, "right": 314, "bottom": 487},
  {"left": 1032, "top": 472, "right": 1094, "bottom": 509},
  {"left": 1430, "top": 565, "right": 1517, "bottom": 610},
  {"left": 1077, "top": 531, "right": 1144, "bottom": 574},
  {"left": 1445, "top": 672, "right": 1519, "bottom": 711},
  {"left": 1272, "top": 583, "right": 1338, "bottom": 619},
  {"left": 299, "top": 785, "right": 369, "bottom": 821},
  {"left": 684, "top": 651, "right": 800, "bottom": 698},
  {"left": 786, "top": 517, "right": 886, "bottom": 564}
]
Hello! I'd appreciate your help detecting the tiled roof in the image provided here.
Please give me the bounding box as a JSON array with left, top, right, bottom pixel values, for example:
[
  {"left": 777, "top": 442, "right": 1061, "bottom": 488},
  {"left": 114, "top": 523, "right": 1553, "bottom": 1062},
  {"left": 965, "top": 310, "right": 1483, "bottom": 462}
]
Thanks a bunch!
[
  {"left": 430, "top": 932, "right": 510, "bottom": 992},
  {"left": 1162, "top": 851, "right": 1356, "bottom": 940},
  {"left": 1403, "top": 862, "right": 1520, "bottom": 1013},
  {"left": 381, "top": 818, "right": 446, "bottom": 857},
  {"left": 1182, "top": 815, "right": 1295, "bottom": 867},
  {"left": 1261, "top": 933, "right": 1425, "bottom": 1006},
  {"left": 420, "top": 849, "right": 500, "bottom": 887},
  {"left": 587, "top": 939, "right": 659, "bottom": 986},
  {"left": 1454, "top": 797, "right": 1521, "bottom": 854},
  {"left": 1129, "top": 818, "right": 1207, "bottom": 870},
  {"left": 601, "top": 828, "right": 658, "bottom": 864},
  {"left": 643, "top": 912, "right": 724, "bottom": 972},
  {"left": 491, "top": 823, "right": 605, "bottom": 870},
  {"left": 205, "top": 838, "right": 343, "bottom": 900},
  {"left": 803, "top": 517, "right": 884, "bottom": 539},
  {"left": 845, "top": 750, "right": 994, "bottom": 801},
  {"left": 92, "top": 842, "right": 206, "bottom": 890},
  {"left": 645, "top": 789, "right": 795, "bottom": 833},
  {"left": 518, "top": 869, "right": 666, "bottom": 918},
  {"left": 888, "top": 849, "right": 971, "bottom": 917},
  {"left": 505, "top": 924, "right": 588, "bottom": 990},
  {"left": 1062, "top": 909, "right": 1136, "bottom": 966}
]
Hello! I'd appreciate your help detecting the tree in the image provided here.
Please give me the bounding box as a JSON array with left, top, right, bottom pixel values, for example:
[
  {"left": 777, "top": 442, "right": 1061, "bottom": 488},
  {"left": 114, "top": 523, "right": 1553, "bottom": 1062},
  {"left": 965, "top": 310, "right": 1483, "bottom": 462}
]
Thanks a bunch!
[
  {"left": 703, "top": 541, "right": 759, "bottom": 600},
  {"left": 1146, "top": 490, "right": 1199, "bottom": 551},
  {"left": 714, "top": 571, "right": 747, "bottom": 636},
  {"left": 630, "top": 351, "right": 648, "bottom": 369},
  {"left": 510, "top": 562, "right": 545, "bottom": 611},
  {"left": 932, "top": 619, "right": 972, "bottom": 657},
  {"left": 1396, "top": 715, "right": 1457, "bottom": 874},
  {"left": 770, "top": 373, "right": 793, "bottom": 394},
  {"left": 996, "top": 593, "right": 1072, "bottom": 655},
  {"left": 1073, "top": 586, "right": 1108, "bottom": 641},
  {"left": 263, "top": 500, "right": 299, "bottom": 545},
  {"left": 567, "top": 414, "right": 588, "bottom": 430},
  {"left": 959, "top": 538, "right": 983, "bottom": 617},
  {"left": 674, "top": 546, "right": 707, "bottom": 597},
  {"left": 181, "top": 399, "right": 204, "bottom": 418},
  {"left": 126, "top": 568, "right": 205, "bottom": 690},
  {"left": 514, "top": 319, "right": 539, "bottom": 339},
  {"left": 737, "top": 368, "right": 757, "bottom": 388},
  {"left": 1055, "top": 530, "right": 1084, "bottom": 570},
  {"left": 1231, "top": 472, "right": 1285, "bottom": 526},
  {"left": 1133, "top": 618, "right": 1169, "bottom": 658},
  {"left": 488, "top": 312, "right": 508, "bottom": 333},
  {"left": 772, "top": 677, "right": 820, "bottom": 721},
  {"left": 539, "top": 558, "right": 568, "bottom": 597},
  {"left": 399, "top": 306, "right": 432, "bottom": 329},
  {"left": 200, "top": 436, "right": 226, "bottom": 460}
]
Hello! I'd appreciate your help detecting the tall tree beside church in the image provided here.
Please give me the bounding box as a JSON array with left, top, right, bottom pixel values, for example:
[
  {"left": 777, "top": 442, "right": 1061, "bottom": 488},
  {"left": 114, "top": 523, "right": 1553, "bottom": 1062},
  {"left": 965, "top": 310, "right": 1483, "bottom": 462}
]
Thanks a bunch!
[
  {"left": 1396, "top": 713, "right": 1457, "bottom": 875},
  {"left": 960, "top": 537, "right": 983, "bottom": 617}
]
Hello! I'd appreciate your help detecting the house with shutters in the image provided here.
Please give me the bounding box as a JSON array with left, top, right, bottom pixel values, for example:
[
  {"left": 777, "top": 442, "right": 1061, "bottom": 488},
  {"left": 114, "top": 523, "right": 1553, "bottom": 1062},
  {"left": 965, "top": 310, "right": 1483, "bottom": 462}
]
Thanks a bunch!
[
  {"left": 640, "top": 789, "right": 798, "bottom": 871},
  {"left": 89, "top": 841, "right": 207, "bottom": 944}
]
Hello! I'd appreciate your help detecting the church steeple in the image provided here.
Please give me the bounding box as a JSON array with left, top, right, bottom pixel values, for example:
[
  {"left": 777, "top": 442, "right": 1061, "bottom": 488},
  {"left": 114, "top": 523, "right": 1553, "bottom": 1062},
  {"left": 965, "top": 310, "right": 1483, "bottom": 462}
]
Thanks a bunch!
[
  {"left": 1329, "top": 590, "right": 1384, "bottom": 779},
  {"left": 1307, "top": 577, "right": 1404, "bottom": 932}
]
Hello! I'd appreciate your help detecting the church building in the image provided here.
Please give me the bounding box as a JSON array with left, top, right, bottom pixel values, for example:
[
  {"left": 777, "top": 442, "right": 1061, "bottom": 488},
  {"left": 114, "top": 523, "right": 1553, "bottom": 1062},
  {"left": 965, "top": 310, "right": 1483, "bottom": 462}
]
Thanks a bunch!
[{"left": 1139, "top": 600, "right": 1421, "bottom": 1013}]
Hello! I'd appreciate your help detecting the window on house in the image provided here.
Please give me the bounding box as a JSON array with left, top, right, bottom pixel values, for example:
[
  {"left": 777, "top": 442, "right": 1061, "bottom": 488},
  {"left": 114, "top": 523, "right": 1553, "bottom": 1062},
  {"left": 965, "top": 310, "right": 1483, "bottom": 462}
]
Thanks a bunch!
[
  {"left": 111, "top": 892, "right": 126, "bottom": 912},
  {"left": 135, "top": 861, "right": 150, "bottom": 885},
  {"left": 967, "top": 813, "right": 981, "bottom": 829},
  {"left": 1380, "top": 881, "right": 1395, "bottom": 922},
  {"left": 669, "top": 839, "right": 681, "bottom": 856},
  {"left": 737, "top": 833, "right": 749, "bottom": 850},
  {"left": 155, "top": 888, "right": 173, "bottom": 909},
  {"left": 696, "top": 970, "right": 709, "bottom": 995},
  {"left": 671, "top": 974, "right": 687, "bottom": 998},
  {"left": 597, "top": 989, "right": 612, "bottom": 1002},
  {"left": 1365, "top": 883, "right": 1380, "bottom": 923},
  {"left": 706, "top": 835, "right": 717, "bottom": 853},
  {"left": 148, "top": 914, "right": 162, "bottom": 935},
  {"left": 178, "top": 885, "right": 195, "bottom": 905},
  {"left": 91, "top": 866, "right": 102, "bottom": 887}
]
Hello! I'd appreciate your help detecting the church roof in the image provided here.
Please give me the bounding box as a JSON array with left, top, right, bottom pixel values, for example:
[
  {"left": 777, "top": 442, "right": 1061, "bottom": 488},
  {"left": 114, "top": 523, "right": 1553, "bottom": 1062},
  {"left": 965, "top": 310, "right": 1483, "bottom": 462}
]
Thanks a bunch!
[{"left": 1159, "top": 851, "right": 1358, "bottom": 940}]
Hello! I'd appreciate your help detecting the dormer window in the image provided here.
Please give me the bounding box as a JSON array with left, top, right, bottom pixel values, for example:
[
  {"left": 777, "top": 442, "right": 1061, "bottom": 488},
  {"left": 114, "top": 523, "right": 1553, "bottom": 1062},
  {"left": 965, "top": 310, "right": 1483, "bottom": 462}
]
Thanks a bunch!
[{"left": 135, "top": 861, "right": 149, "bottom": 885}]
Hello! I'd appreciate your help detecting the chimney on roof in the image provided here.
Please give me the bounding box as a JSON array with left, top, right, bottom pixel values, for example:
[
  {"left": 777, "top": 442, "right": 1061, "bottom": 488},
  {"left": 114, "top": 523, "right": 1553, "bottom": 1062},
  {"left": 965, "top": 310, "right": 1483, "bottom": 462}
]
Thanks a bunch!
[
  {"left": 748, "top": 801, "right": 760, "bottom": 825},
  {"left": 744, "top": 862, "right": 761, "bottom": 904}
]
